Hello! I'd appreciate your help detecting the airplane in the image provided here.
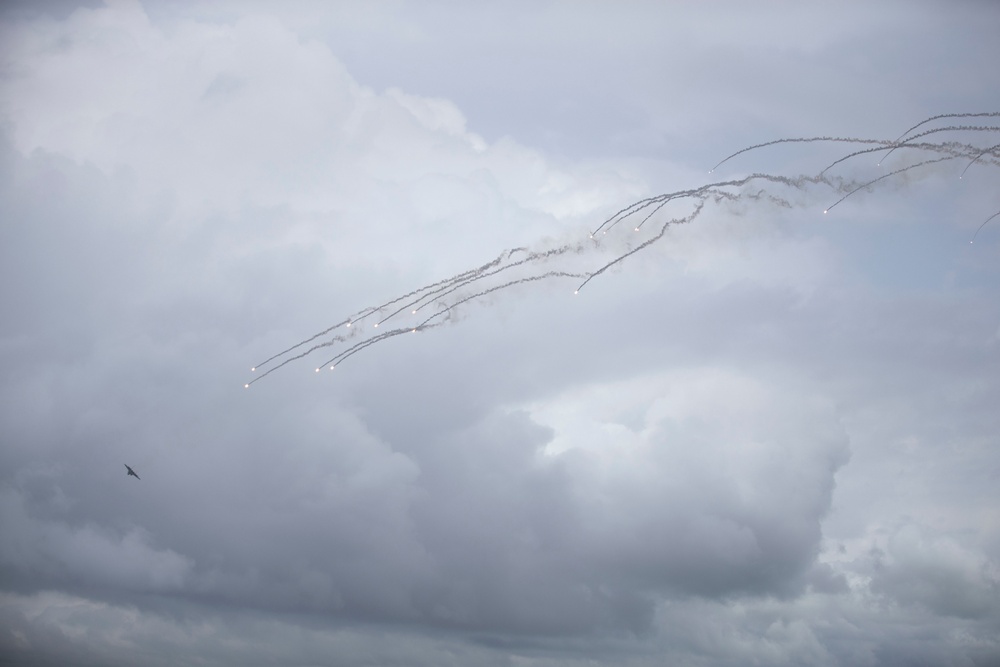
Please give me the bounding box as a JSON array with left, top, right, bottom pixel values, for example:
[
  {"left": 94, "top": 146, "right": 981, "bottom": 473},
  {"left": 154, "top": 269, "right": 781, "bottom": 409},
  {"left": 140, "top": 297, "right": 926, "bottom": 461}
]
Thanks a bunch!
[{"left": 124, "top": 464, "right": 140, "bottom": 480}]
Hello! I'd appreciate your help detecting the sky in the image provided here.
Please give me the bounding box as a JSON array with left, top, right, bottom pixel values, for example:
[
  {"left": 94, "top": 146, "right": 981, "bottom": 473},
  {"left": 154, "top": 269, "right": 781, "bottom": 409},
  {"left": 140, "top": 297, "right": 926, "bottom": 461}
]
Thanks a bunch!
[{"left": 0, "top": 1, "right": 999, "bottom": 665}]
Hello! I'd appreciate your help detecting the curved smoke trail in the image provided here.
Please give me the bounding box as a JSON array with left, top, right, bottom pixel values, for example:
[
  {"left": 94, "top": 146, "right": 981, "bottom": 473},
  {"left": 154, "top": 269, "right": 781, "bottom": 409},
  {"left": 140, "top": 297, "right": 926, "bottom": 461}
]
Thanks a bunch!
[{"left": 246, "top": 115, "right": 999, "bottom": 386}]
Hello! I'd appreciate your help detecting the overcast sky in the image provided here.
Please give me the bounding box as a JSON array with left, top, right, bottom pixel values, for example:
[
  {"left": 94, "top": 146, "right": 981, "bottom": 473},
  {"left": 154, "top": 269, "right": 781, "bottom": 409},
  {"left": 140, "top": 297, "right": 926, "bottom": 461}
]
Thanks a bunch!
[{"left": 1, "top": 1, "right": 999, "bottom": 665}]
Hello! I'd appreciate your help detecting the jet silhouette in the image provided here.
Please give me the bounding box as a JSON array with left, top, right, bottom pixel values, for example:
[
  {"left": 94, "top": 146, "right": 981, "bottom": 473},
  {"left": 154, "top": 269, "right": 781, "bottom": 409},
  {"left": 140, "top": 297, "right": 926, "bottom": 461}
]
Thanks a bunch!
[{"left": 124, "top": 464, "right": 140, "bottom": 480}]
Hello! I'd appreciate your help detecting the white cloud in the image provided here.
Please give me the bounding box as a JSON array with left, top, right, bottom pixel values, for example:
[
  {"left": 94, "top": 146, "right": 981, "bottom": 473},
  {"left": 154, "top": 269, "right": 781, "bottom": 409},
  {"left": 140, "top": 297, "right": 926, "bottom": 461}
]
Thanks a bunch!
[{"left": 525, "top": 368, "right": 849, "bottom": 596}]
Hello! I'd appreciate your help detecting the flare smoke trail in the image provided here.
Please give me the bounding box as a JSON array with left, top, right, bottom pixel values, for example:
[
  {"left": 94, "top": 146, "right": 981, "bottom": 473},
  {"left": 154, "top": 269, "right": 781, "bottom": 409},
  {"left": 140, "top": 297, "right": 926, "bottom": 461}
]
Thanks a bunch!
[{"left": 246, "top": 115, "right": 1000, "bottom": 386}]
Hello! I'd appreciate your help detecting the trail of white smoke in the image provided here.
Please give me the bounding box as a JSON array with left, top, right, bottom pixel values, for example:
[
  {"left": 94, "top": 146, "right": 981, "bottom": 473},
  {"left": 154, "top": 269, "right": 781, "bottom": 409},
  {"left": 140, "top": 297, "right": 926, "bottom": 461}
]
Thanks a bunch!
[{"left": 247, "top": 114, "right": 999, "bottom": 386}]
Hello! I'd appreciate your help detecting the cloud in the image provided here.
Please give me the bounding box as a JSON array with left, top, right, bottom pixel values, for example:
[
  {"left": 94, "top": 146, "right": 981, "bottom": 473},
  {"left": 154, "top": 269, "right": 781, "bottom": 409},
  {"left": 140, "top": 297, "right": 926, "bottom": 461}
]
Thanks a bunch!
[
  {"left": 868, "top": 523, "right": 1000, "bottom": 620},
  {"left": 526, "top": 369, "right": 850, "bottom": 598},
  {"left": 0, "top": 488, "right": 192, "bottom": 594},
  {"left": 1, "top": 1, "right": 999, "bottom": 666}
]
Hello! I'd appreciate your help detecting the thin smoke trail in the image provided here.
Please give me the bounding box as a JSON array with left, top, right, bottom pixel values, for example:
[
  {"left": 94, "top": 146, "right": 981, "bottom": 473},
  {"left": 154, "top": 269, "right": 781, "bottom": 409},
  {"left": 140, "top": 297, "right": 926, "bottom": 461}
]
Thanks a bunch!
[
  {"left": 971, "top": 210, "right": 1000, "bottom": 244},
  {"left": 820, "top": 140, "right": 989, "bottom": 176},
  {"left": 632, "top": 196, "right": 678, "bottom": 232},
  {"left": 577, "top": 203, "right": 705, "bottom": 293},
  {"left": 251, "top": 247, "right": 529, "bottom": 373},
  {"left": 404, "top": 252, "right": 570, "bottom": 313},
  {"left": 879, "top": 112, "right": 1000, "bottom": 163},
  {"left": 961, "top": 143, "right": 1000, "bottom": 179},
  {"left": 377, "top": 245, "right": 587, "bottom": 324},
  {"left": 591, "top": 195, "right": 669, "bottom": 237},
  {"left": 877, "top": 124, "right": 1000, "bottom": 165},
  {"left": 352, "top": 246, "right": 530, "bottom": 326},
  {"left": 246, "top": 332, "right": 356, "bottom": 386},
  {"left": 374, "top": 259, "right": 525, "bottom": 325},
  {"left": 428, "top": 271, "right": 592, "bottom": 318},
  {"left": 575, "top": 171, "right": 841, "bottom": 292},
  {"left": 251, "top": 318, "right": 353, "bottom": 372},
  {"left": 603, "top": 194, "right": 677, "bottom": 234},
  {"left": 824, "top": 156, "right": 957, "bottom": 214},
  {"left": 712, "top": 125, "right": 1000, "bottom": 174},
  {"left": 892, "top": 112, "right": 1000, "bottom": 142},
  {"left": 319, "top": 326, "right": 422, "bottom": 370},
  {"left": 317, "top": 272, "right": 591, "bottom": 371},
  {"left": 710, "top": 137, "right": 890, "bottom": 173},
  {"left": 246, "top": 115, "right": 999, "bottom": 386}
]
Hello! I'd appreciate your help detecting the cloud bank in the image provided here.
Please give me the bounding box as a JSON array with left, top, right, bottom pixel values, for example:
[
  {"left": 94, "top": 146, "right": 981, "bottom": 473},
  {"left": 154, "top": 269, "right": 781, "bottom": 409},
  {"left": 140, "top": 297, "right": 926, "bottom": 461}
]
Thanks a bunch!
[{"left": 1, "top": 1, "right": 998, "bottom": 665}]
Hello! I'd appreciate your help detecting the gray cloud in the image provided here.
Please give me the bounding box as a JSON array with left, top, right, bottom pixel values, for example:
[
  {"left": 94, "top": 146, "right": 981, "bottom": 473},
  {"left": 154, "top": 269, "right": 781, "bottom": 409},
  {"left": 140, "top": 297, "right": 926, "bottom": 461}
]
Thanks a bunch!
[{"left": 1, "top": 1, "right": 999, "bottom": 666}]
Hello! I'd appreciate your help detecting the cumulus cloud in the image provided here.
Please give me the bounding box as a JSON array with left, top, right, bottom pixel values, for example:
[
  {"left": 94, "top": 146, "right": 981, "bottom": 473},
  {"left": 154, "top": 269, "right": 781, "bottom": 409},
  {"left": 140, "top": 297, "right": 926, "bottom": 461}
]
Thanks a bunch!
[
  {"left": 868, "top": 523, "right": 999, "bottom": 620},
  {"left": 525, "top": 369, "right": 850, "bottom": 600},
  {"left": 0, "top": 488, "right": 192, "bottom": 594},
  {"left": 1, "top": 1, "right": 999, "bottom": 666}
]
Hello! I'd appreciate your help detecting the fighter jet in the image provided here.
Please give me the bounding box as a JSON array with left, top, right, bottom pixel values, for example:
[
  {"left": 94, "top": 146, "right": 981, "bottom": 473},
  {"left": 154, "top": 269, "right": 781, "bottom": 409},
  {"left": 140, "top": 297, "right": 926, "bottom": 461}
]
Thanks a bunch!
[{"left": 124, "top": 464, "right": 140, "bottom": 480}]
